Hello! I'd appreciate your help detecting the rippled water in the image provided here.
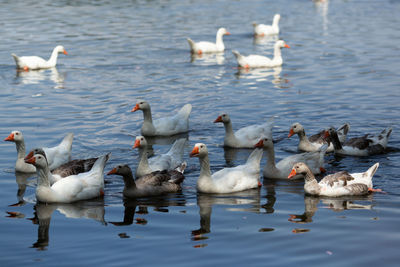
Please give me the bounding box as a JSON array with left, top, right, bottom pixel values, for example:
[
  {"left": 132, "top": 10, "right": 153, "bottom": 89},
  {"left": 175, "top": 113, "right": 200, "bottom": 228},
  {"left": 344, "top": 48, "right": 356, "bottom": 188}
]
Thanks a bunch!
[{"left": 1, "top": 0, "right": 400, "bottom": 266}]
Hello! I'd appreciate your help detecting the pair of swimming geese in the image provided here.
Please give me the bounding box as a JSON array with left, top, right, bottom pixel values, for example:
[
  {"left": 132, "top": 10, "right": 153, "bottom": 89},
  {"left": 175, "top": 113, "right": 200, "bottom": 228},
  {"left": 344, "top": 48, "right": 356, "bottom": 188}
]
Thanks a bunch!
[{"left": 5, "top": 100, "right": 392, "bottom": 203}]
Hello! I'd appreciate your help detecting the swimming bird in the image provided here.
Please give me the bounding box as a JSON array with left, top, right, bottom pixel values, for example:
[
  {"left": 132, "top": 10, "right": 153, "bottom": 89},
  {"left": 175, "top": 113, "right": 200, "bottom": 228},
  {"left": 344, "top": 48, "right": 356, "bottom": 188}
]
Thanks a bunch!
[
  {"left": 12, "top": 45, "right": 67, "bottom": 71},
  {"left": 253, "top": 14, "right": 281, "bottom": 36},
  {"left": 187, "top": 28, "right": 230, "bottom": 54}
]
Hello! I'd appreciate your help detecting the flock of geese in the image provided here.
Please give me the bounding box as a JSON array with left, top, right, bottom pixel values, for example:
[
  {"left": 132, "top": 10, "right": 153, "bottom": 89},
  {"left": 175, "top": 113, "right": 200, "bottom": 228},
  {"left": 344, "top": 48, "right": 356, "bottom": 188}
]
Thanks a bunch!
[{"left": 6, "top": 14, "right": 393, "bottom": 204}]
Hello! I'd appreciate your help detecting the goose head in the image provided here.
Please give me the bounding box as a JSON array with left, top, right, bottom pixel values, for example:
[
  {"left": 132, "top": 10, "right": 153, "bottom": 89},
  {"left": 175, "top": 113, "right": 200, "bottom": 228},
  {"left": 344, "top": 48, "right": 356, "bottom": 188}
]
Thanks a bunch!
[
  {"left": 213, "top": 113, "right": 231, "bottom": 124},
  {"left": 55, "top": 45, "right": 68, "bottom": 55},
  {"left": 132, "top": 135, "right": 148, "bottom": 149},
  {"left": 190, "top": 143, "right": 208, "bottom": 158},
  {"left": 107, "top": 164, "right": 132, "bottom": 176},
  {"left": 24, "top": 154, "right": 48, "bottom": 169},
  {"left": 273, "top": 14, "right": 281, "bottom": 24},
  {"left": 288, "top": 162, "right": 309, "bottom": 179},
  {"left": 25, "top": 148, "right": 47, "bottom": 161},
  {"left": 217, "top": 28, "right": 231, "bottom": 36},
  {"left": 275, "top": 40, "right": 290, "bottom": 49},
  {"left": 254, "top": 137, "right": 273, "bottom": 149},
  {"left": 4, "top": 130, "right": 24, "bottom": 143},
  {"left": 288, "top": 122, "right": 304, "bottom": 138},
  {"left": 131, "top": 100, "right": 150, "bottom": 112}
]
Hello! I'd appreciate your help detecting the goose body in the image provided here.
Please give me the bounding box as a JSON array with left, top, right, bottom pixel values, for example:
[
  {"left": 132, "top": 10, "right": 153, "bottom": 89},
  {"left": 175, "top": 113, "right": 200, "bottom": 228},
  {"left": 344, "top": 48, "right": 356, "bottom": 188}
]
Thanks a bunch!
[
  {"left": 288, "top": 122, "right": 350, "bottom": 152},
  {"left": 108, "top": 164, "right": 185, "bottom": 198},
  {"left": 12, "top": 45, "right": 67, "bottom": 70},
  {"left": 288, "top": 162, "right": 380, "bottom": 197},
  {"left": 255, "top": 137, "right": 327, "bottom": 179},
  {"left": 190, "top": 143, "right": 263, "bottom": 193},
  {"left": 253, "top": 14, "right": 280, "bottom": 36},
  {"left": 327, "top": 127, "right": 392, "bottom": 156},
  {"left": 133, "top": 136, "right": 186, "bottom": 177},
  {"left": 187, "top": 28, "right": 230, "bottom": 54},
  {"left": 132, "top": 101, "right": 192, "bottom": 136},
  {"left": 4, "top": 131, "right": 73, "bottom": 173},
  {"left": 25, "top": 153, "right": 110, "bottom": 203},
  {"left": 232, "top": 40, "right": 289, "bottom": 68},
  {"left": 214, "top": 113, "right": 273, "bottom": 148}
]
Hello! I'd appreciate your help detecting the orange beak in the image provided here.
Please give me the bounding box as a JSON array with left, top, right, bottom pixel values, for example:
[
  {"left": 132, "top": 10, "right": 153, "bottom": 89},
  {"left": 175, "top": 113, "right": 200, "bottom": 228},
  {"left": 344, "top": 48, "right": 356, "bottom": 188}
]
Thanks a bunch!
[
  {"left": 63, "top": 50, "right": 68, "bottom": 55},
  {"left": 190, "top": 146, "right": 199, "bottom": 157},
  {"left": 254, "top": 139, "right": 264, "bottom": 148},
  {"left": 24, "top": 151, "right": 34, "bottom": 161},
  {"left": 225, "top": 32, "right": 231, "bottom": 35},
  {"left": 288, "top": 168, "right": 297, "bottom": 179},
  {"left": 288, "top": 128, "right": 294, "bottom": 138},
  {"left": 24, "top": 156, "right": 36, "bottom": 165},
  {"left": 284, "top": 44, "right": 290, "bottom": 48},
  {"left": 324, "top": 130, "right": 330, "bottom": 139},
  {"left": 131, "top": 104, "right": 140, "bottom": 112},
  {"left": 4, "top": 133, "right": 14, "bottom": 141},
  {"left": 107, "top": 168, "right": 117, "bottom": 175},
  {"left": 214, "top": 116, "right": 223, "bottom": 123},
  {"left": 132, "top": 139, "right": 140, "bottom": 149}
]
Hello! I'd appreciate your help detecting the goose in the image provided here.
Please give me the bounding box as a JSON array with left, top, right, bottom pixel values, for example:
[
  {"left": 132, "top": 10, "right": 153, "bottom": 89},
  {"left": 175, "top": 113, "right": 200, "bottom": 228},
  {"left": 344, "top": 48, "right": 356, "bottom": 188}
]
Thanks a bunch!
[
  {"left": 190, "top": 143, "right": 263, "bottom": 193},
  {"left": 253, "top": 14, "right": 281, "bottom": 36},
  {"left": 107, "top": 164, "right": 185, "bottom": 198},
  {"left": 27, "top": 148, "right": 98, "bottom": 184},
  {"left": 24, "top": 153, "right": 110, "bottom": 203},
  {"left": 4, "top": 131, "right": 73, "bottom": 173},
  {"left": 133, "top": 135, "right": 186, "bottom": 177},
  {"left": 254, "top": 137, "right": 328, "bottom": 179},
  {"left": 12, "top": 45, "right": 67, "bottom": 71},
  {"left": 214, "top": 113, "right": 273, "bottom": 148},
  {"left": 288, "top": 162, "right": 380, "bottom": 196},
  {"left": 187, "top": 28, "right": 230, "bottom": 54},
  {"left": 326, "top": 127, "right": 392, "bottom": 156},
  {"left": 131, "top": 100, "right": 192, "bottom": 136},
  {"left": 288, "top": 122, "right": 350, "bottom": 152},
  {"left": 232, "top": 40, "right": 289, "bottom": 68}
]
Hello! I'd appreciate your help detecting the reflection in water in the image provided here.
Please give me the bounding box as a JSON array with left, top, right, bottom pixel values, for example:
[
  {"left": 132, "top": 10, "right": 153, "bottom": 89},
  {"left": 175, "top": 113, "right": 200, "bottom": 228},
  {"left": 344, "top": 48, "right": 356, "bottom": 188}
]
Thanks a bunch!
[
  {"left": 14, "top": 67, "right": 65, "bottom": 88},
  {"left": 9, "top": 172, "right": 35, "bottom": 207},
  {"left": 253, "top": 35, "right": 278, "bottom": 46},
  {"left": 313, "top": 0, "right": 329, "bottom": 34},
  {"left": 235, "top": 67, "right": 286, "bottom": 88},
  {"left": 190, "top": 53, "right": 225, "bottom": 65},
  {"left": 192, "top": 189, "right": 261, "bottom": 246},
  {"left": 30, "top": 200, "right": 106, "bottom": 250}
]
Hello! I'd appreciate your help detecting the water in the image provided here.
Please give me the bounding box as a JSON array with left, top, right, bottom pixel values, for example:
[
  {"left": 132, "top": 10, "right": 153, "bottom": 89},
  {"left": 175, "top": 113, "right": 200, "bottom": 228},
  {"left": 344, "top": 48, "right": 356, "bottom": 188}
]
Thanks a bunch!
[{"left": 1, "top": 0, "right": 400, "bottom": 265}]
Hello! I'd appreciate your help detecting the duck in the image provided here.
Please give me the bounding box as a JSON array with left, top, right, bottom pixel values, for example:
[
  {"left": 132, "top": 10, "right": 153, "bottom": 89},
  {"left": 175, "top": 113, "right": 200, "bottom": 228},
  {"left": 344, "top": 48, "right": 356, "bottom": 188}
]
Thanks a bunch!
[
  {"left": 288, "top": 122, "right": 350, "bottom": 152},
  {"left": 107, "top": 164, "right": 185, "bottom": 198},
  {"left": 288, "top": 162, "right": 380, "bottom": 196},
  {"left": 131, "top": 100, "right": 192, "bottom": 136},
  {"left": 254, "top": 137, "right": 328, "bottom": 179},
  {"left": 232, "top": 40, "right": 290, "bottom": 68},
  {"left": 190, "top": 143, "right": 263, "bottom": 193},
  {"left": 253, "top": 14, "right": 281, "bottom": 36},
  {"left": 4, "top": 131, "right": 73, "bottom": 173},
  {"left": 325, "top": 127, "right": 392, "bottom": 156},
  {"left": 133, "top": 135, "right": 186, "bottom": 177},
  {"left": 187, "top": 28, "right": 230, "bottom": 54},
  {"left": 213, "top": 113, "right": 273, "bottom": 148},
  {"left": 27, "top": 148, "right": 98, "bottom": 184},
  {"left": 12, "top": 45, "right": 67, "bottom": 71},
  {"left": 24, "top": 153, "right": 110, "bottom": 203}
]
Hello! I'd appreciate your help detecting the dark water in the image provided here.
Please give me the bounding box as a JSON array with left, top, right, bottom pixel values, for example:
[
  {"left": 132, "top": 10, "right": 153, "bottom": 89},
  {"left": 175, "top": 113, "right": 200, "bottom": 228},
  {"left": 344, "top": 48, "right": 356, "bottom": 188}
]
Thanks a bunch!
[{"left": 1, "top": 0, "right": 400, "bottom": 265}]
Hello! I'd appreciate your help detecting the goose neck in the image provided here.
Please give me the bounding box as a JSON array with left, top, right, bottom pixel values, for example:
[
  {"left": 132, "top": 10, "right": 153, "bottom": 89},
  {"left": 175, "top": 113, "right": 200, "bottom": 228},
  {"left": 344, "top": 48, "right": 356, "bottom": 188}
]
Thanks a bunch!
[
  {"left": 122, "top": 171, "right": 136, "bottom": 190},
  {"left": 15, "top": 140, "right": 26, "bottom": 159},
  {"left": 198, "top": 154, "right": 212, "bottom": 179},
  {"left": 36, "top": 165, "right": 52, "bottom": 188},
  {"left": 142, "top": 107, "right": 153, "bottom": 123},
  {"left": 48, "top": 47, "right": 60, "bottom": 66}
]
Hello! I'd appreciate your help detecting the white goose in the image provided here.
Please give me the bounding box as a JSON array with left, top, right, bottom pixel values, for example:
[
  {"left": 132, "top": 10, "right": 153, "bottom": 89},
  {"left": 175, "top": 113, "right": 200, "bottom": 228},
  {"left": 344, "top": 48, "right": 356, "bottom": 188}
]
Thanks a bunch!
[
  {"left": 288, "top": 122, "right": 350, "bottom": 152},
  {"left": 107, "top": 164, "right": 185, "bottom": 198},
  {"left": 24, "top": 153, "right": 110, "bottom": 203},
  {"left": 12, "top": 45, "right": 67, "bottom": 71},
  {"left": 190, "top": 143, "right": 263, "bottom": 193},
  {"left": 4, "top": 131, "right": 73, "bottom": 173},
  {"left": 133, "top": 136, "right": 186, "bottom": 178},
  {"left": 232, "top": 40, "right": 290, "bottom": 68},
  {"left": 187, "top": 28, "right": 230, "bottom": 54},
  {"left": 326, "top": 127, "right": 392, "bottom": 156},
  {"left": 288, "top": 162, "right": 380, "bottom": 196},
  {"left": 254, "top": 137, "right": 328, "bottom": 179},
  {"left": 253, "top": 14, "right": 281, "bottom": 36},
  {"left": 131, "top": 100, "right": 192, "bottom": 136},
  {"left": 214, "top": 113, "right": 273, "bottom": 148}
]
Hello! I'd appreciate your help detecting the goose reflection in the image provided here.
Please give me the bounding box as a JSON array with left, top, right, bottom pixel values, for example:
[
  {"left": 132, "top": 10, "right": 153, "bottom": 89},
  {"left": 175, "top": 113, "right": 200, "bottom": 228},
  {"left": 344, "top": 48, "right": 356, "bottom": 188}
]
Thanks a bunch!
[
  {"left": 9, "top": 172, "right": 36, "bottom": 207},
  {"left": 30, "top": 200, "right": 106, "bottom": 250},
  {"left": 313, "top": 0, "right": 329, "bottom": 34},
  {"left": 235, "top": 67, "right": 284, "bottom": 87},
  {"left": 253, "top": 34, "right": 278, "bottom": 46},
  {"left": 15, "top": 67, "right": 65, "bottom": 87},
  {"left": 191, "top": 189, "right": 261, "bottom": 244},
  {"left": 190, "top": 53, "right": 225, "bottom": 65}
]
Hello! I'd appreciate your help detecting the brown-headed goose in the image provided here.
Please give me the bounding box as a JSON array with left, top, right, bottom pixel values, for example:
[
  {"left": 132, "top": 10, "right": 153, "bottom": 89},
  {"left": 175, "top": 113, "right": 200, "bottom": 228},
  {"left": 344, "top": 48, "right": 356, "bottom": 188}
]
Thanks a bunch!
[
  {"left": 107, "top": 164, "right": 185, "bottom": 198},
  {"left": 187, "top": 28, "right": 230, "bottom": 54},
  {"left": 213, "top": 113, "right": 273, "bottom": 148},
  {"left": 253, "top": 14, "right": 280, "bottom": 36},
  {"left": 288, "top": 122, "right": 350, "bottom": 152},
  {"left": 4, "top": 131, "right": 73, "bottom": 173},
  {"left": 12, "top": 45, "right": 67, "bottom": 71},
  {"left": 288, "top": 162, "right": 380, "bottom": 196},
  {"left": 131, "top": 100, "right": 192, "bottom": 136}
]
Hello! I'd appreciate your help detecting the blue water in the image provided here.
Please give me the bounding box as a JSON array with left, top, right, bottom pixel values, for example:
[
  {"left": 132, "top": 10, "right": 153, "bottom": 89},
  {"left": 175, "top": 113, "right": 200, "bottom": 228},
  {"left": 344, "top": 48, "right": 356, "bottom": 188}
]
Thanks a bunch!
[{"left": 1, "top": 0, "right": 400, "bottom": 266}]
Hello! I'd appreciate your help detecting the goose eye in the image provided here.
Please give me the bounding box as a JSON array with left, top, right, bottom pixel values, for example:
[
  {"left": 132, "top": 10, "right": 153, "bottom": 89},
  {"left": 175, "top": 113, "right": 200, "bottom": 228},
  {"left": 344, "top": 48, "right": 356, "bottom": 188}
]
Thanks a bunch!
[
  {"left": 141, "top": 138, "right": 144, "bottom": 141},
  {"left": 293, "top": 126, "right": 297, "bottom": 129},
  {"left": 222, "top": 114, "right": 226, "bottom": 117},
  {"left": 15, "top": 132, "right": 19, "bottom": 135},
  {"left": 139, "top": 102, "right": 144, "bottom": 105},
  {"left": 200, "top": 145, "right": 204, "bottom": 148}
]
